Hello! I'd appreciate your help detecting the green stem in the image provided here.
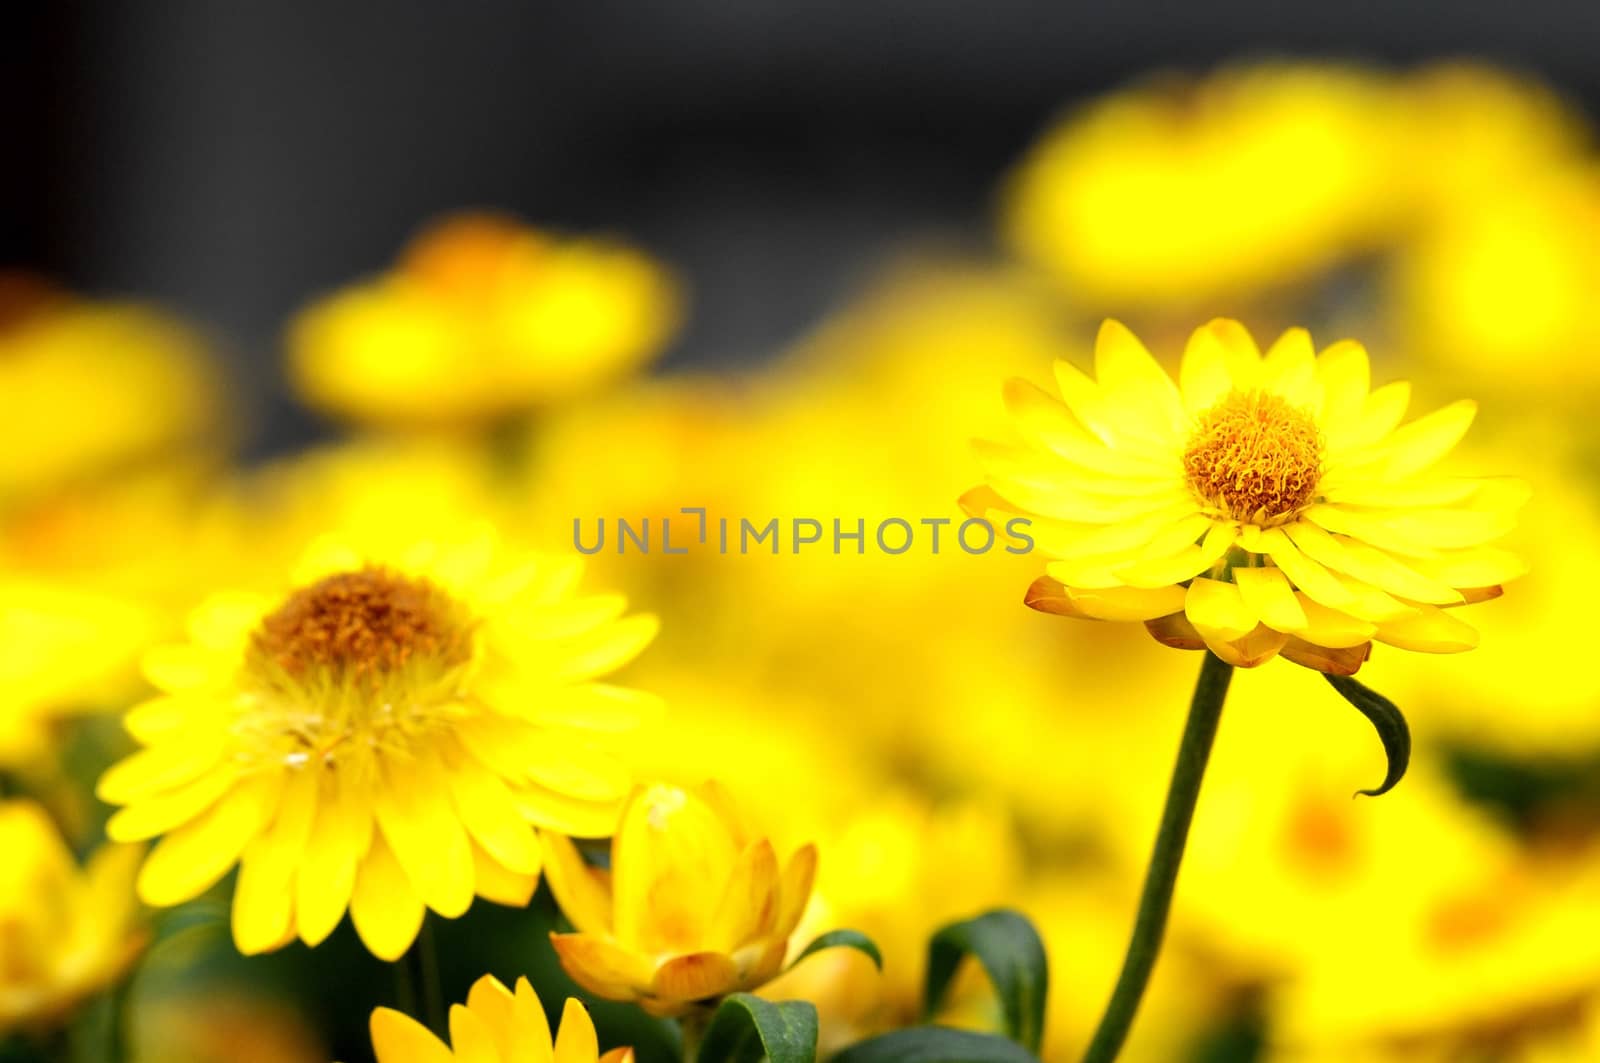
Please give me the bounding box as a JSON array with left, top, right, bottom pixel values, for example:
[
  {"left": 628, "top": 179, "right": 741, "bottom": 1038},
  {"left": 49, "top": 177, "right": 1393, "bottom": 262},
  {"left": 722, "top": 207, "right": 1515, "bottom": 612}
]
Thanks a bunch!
[
  {"left": 679, "top": 1005, "right": 712, "bottom": 1063},
  {"left": 1080, "top": 651, "right": 1234, "bottom": 1063},
  {"left": 415, "top": 917, "right": 446, "bottom": 1037}
]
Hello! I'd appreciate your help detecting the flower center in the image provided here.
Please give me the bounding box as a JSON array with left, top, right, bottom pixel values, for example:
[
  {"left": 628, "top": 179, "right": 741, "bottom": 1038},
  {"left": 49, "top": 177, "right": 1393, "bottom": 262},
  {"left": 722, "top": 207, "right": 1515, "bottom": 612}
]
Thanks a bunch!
[
  {"left": 252, "top": 566, "right": 474, "bottom": 682},
  {"left": 1183, "top": 390, "right": 1323, "bottom": 524},
  {"left": 243, "top": 567, "right": 477, "bottom": 770}
]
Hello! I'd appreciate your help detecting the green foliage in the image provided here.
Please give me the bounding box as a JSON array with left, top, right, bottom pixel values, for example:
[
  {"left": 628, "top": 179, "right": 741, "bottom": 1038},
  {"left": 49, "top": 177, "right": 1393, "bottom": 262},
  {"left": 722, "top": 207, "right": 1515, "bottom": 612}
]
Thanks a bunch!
[{"left": 923, "top": 910, "right": 1048, "bottom": 1054}]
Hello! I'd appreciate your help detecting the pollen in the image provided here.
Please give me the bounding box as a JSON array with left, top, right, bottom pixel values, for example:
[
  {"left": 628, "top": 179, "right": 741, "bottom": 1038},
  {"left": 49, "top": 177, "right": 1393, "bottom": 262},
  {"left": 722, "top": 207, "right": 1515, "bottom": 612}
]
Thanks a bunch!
[
  {"left": 251, "top": 566, "right": 474, "bottom": 684},
  {"left": 1183, "top": 390, "right": 1324, "bottom": 523}
]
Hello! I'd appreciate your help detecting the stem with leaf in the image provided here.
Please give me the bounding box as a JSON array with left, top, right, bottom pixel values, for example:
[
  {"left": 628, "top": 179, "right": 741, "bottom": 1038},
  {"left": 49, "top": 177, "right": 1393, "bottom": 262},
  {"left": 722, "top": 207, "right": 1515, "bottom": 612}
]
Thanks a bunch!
[{"left": 1080, "top": 651, "right": 1233, "bottom": 1063}]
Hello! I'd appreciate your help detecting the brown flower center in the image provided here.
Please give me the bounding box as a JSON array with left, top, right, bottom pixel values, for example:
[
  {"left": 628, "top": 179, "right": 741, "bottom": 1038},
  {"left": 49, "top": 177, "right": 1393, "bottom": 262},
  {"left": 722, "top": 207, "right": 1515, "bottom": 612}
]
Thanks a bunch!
[
  {"left": 1183, "top": 390, "right": 1323, "bottom": 523},
  {"left": 251, "top": 566, "right": 474, "bottom": 684}
]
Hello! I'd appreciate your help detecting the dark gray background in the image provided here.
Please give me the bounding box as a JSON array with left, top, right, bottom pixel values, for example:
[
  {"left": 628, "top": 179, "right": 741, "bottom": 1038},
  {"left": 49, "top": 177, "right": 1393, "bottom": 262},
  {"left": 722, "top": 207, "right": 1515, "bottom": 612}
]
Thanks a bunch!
[{"left": 7, "top": 3, "right": 1598, "bottom": 451}]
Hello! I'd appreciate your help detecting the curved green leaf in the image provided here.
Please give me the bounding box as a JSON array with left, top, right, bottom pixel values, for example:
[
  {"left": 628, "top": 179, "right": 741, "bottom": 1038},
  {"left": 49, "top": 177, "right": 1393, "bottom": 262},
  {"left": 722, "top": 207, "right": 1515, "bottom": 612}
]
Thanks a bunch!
[
  {"left": 696, "top": 993, "right": 817, "bottom": 1063},
  {"left": 923, "top": 909, "right": 1048, "bottom": 1053},
  {"left": 1325, "top": 673, "right": 1412, "bottom": 797},
  {"left": 831, "top": 1027, "right": 1041, "bottom": 1063},
  {"left": 788, "top": 929, "right": 883, "bottom": 973}
]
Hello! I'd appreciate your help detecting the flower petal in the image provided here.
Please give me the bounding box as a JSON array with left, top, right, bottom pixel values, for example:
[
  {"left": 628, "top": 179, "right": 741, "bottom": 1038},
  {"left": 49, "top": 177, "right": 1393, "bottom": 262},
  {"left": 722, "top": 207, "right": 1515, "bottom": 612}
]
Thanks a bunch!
[
  {"left": 371, "top": 1008, "right": 453, "bottom": 1063},
  {"left": 350, "top": 834, "right": 425, "bottom": 961},
  {"left": 137, "top": 772, "right": 282, "bottom": 907}
]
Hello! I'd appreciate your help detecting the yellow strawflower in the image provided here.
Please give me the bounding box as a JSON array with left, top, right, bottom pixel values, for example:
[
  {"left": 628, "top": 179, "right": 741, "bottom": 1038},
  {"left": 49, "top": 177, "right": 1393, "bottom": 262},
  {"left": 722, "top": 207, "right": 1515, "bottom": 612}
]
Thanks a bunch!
[
  {"left": 543, "top": 782, "right": 817, "bottom": 1017},
  {"left": 367, "top": 974, "right": 632, "bottom": 1063},
  {"left": 288, "top": 212, "right": 680, "bottom": 427},
  {"left": 0, "top": 800, "right": 145, "bottom": 1034},
  {"left": 1002, "top": 64, "right": 1394, "bottom": 308},
  {"left": 0, "top": 275, "right": 220, "bottom": 509},
  {"left": 966, "top": 319, "right": 1526, "bottom": 673},
  {"left": 97, "top": 528, "right": 659, "bottom": 960}
]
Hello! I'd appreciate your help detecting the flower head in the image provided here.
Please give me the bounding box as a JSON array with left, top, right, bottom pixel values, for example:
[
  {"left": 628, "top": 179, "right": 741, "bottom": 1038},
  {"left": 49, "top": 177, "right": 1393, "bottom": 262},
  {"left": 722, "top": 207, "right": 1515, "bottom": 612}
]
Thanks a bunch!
[
  {"left": 97, "top": 528, "right": 659, "bottom": 960},
  {"left": 369, "top": 974, "right": 632, "bottom": 1063},
  {"left": 287, "top": 212, "right": 681, "bottom": 426},
  {"left": 543, "top": 782, "right": 817, "bottom": 1017},
  {"left": 0, "top": 800, "right": 145, "bottom": 1034},
  {"left": 966, "top": 319, "right": 1527, "bottom": 674}
]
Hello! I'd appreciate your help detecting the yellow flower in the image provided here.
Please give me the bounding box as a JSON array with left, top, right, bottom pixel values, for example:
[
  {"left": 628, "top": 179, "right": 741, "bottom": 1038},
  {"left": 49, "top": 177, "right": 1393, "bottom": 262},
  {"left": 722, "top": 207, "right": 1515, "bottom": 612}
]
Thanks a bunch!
[
  {"left": 1002, "top": 64, "right": 1395, "bottom": 308},
  {"left": 96, "top": 528, "right": 659, "bottom": 960},
  {"left": 543, "top": 782, "right": 817, "bottom": 1017},
  {"left": 0, "top": 799, "right": 145, "bottom": 1034},
  {"left": 966, "top": 319, "right": 1526, "bottom": 673},
  {"left": 0, "top": 277, "right": 220, "bottom": 509},
  {"left": 367, "top": 974, "right": 632, "bottom": 1063},
  {"left": 288, "top": 212, "right": 681, "bottom": 427}
]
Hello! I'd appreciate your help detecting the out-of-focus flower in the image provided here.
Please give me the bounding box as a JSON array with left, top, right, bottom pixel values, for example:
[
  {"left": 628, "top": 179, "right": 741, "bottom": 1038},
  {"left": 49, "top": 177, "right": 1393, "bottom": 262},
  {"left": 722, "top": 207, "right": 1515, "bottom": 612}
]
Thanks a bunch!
[
  {"left": 0, "top": 799, "right": 145, "bottom": 1034},
  {"left": 0, "top": 576, "right": 160, "bottom": 768},
  {"left": 0, "top": 277, "right": 221, "bottom": 508},
  {"left": 1388, "top": 167, "right": 1600, "bottom": 398},
  {"left": 1393, "top": 63, "right": 1592, "bottom": 224},
  {"left": 762, "top": 793, "right": 1023, "bottom": 1053},
  {"left": 367, "top": 974, "right": 632, "bottom": 1063},
  {"left": 543, "top": 782, "right": 817, "bottom": 1017},
  {"left": 966, "top": 319, "right": 1526, "bottom": 673},
  {"left": 1003, "top": 64, "right": 1395, "bottom": 308},
  {"left": 97, "top": 528, "right": 659, "bottom": 960},
  {"left": 130, "top": 994, "right": 326, "bottom": 1063},
  {"left": 288, "top": 213, "right": 680, "bottom": 427}
]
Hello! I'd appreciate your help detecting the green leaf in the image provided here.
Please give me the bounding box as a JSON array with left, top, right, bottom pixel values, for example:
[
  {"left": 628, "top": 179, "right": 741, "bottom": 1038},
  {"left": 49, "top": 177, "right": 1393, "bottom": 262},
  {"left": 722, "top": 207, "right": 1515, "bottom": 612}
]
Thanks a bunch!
[
  {"left": 1325, "top": 673, "right": 1412, "bottom": 797},
  {"left": 696, "top": 993, "right": 817, "bottom": 1063},
  {"left": 831, "top": 1027, "right": 1041, "bottom": 1063},
  {"left": 788, "top": 929, "right": 883, "bottom": 972},
  {"left": 923, "top": 910, "right": 1048, "bottom": 1053}
]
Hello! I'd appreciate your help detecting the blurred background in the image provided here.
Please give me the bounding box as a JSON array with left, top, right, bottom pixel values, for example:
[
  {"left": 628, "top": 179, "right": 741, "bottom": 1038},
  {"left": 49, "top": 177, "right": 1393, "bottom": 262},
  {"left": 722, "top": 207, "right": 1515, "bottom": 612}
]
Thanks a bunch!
[{"left": 4, "top": 4, "right": 1600, "bottom": 1062}]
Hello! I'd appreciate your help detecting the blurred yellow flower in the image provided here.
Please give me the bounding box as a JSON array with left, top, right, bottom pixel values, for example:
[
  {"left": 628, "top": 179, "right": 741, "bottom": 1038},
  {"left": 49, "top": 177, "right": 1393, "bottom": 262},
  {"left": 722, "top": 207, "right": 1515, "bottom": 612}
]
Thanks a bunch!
[
  {"left": 967, "top": 319, "right": 1526, "bottom": 672},
  {"left": 1003, "top": 64, "right": 1394, "bottom": 308},
  {"left": 97, "top": 528, "right": 659, "bottom": 960},
  {"left": 0, "top": 799, "right": 145, "bottom": 1035},
  {"left": 288, "top": 212, "right": 681, "bottom": 426},
  {"left": 543, "top": 782, "right": 817, "bottom": 1017},
  {"left": 368, "top": 974, "right": 632, "bottom": 1063},
  {"left": 0, "top": 576, "right": 160, "bottom": 768},
  {"left": 0, "top": 277, "right": 221, "bottom": 508},
  {"left": 1389, "top": 166, "right": 1600, "bottom": 396}
]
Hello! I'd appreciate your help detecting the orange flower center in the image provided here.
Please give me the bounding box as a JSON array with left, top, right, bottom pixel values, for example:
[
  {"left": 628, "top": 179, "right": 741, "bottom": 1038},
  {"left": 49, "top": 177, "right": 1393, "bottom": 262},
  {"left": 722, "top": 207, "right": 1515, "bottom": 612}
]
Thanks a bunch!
[
  {"left": 1183, "top": 390, "right": 1323, "bottom": 524},
  {"left": 251, "top": 566, "right": 474, "bottom": 685}
]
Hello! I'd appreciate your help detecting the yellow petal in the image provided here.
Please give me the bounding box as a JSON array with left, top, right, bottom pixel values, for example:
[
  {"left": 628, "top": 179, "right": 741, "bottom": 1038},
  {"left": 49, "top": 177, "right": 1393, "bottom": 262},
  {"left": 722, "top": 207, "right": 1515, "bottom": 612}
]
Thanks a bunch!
[
  {"left": 1375, "top": 606, "right": 1480, "bottom": 653},
  {"left": 612, "top": 784, "right": 738, "bottom": 953},
  {"left": 1294, "top": 595, "right": 1377, "bottom": 649},
  {"left": 553, "top": 998, "right": 601, "bottom": 1063},
  {"left": 1204, "top": 623, "right": 1289, "bottom": 669},
  {"left": 232, "top": 768, "right": 318, "bottom": 954},
  {"left": 708, "top": 840, "right": 780, "bottom": 953},
  {"left": 1372, "top": 400, "right": 1477, "bottom": 480},
  {"left": 137, "top": 772, "right": 283, "bottom": 907},
  {"left": 1279, "top": 638, "right": 1371, "bottom": 675},
  {"left": 1259, "top": 528, "right": 1361, "bottom": 614},
  {"left": 297, "top": 777, "right": 373, "bottom": 948},
  {"left": 539, "top": 831, "right": 614, "bottom": 935},
  {"left": 1260, "top": 327, "right": 1321, "bottom": 410},
  {"left": 465, "top": 975, "right": 536, "bottom": 1063},
  {"left": 472, "top": 841, "right": 540, "bottom": 908},
  {"left": 98, "top": 729, "right": 229, "bottom": 805},
  {"left": 649, "top": 952, "right": 740, "bottom": 1006},
  {"left": 511, "top": 785, "right": 622, "bottom": 839},
  {"left": 375, "top": 756, "right": 476, "bottom": 918},
  {"left": 1001, "top": 379, "right": 1169, "bottom": 477},
  {"left": 370, "top": 1008, "right": 453, "bottom": 1063},
  {"left": 548, "top": 933, "right": 652, "bottom": 1001},
  {"left": 1285, "top": 521, "right": 1462, "bottom": 606},
  {"left": 1314, "top": 339, "right": 1370, "bottom": 428},
  {"left": 776, "top": 843, "right": 818, "bottom": 940},
  {"left": 1407, "top": 547, "right": 1527, "bottom": 588},
  {"left": 185, "top": 591, "right": 273, "bottom": 652},
  {"left": 1338, "top": 382, "right": 1411, "bottom": 452},
  {"left": 511, "top": 978, "right": 557, "bottom": 1063},
  {"left": 350, "top": 834, "right": 426, "bottom": 961},
  {"left": 543, "top": 615, "right": 660, "bottom": 684},
  {"left": 530, "top": 685, "right": 664, "bottom": 734},
  {"left": 448, "top": 1004, "right": 501, "bottom": 1063},
  {"left": 1052, "top": 583, "right": 1188, "bottom": 622},
  {"left": 1232, "top": 566, "right": 1308, "bottom": 632},
  {"left": 1184, "top": 578, "right": 1257, "bottom": 643},
  {"left": 105, "top": 765, "right": 235, "bottom": 842},
  {"left": 1144, "top": 612, "right": 1206, "bottom": 651},
  {"left": 1113, "top": 523, "right": 1235, "bottom": 589},
  {"left": 142, "top": 644, "right": 230, "bottom": 694},
  {"left": 1093, "top": 319, "right": 1184, "bottom": 437},
  {"left": 1023, "top": 575, "right": 1094, "bottom": 619},
  {"left": 448, "top": 753, "right": 542, "bottom": 875},
  {"left": 1179, "top": 325, "right": 1237, "bottom": 414}
]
